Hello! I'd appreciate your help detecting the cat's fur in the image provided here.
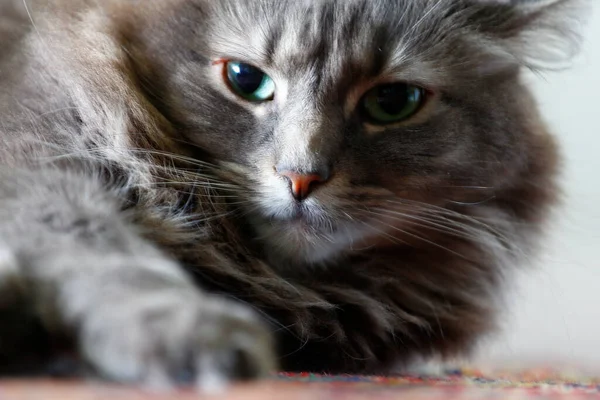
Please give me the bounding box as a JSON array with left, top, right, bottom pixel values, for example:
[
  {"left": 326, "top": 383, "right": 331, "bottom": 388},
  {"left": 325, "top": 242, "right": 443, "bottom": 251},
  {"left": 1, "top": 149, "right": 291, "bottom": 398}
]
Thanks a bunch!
[{"left": 0, "top": 0, "right": 587, "bottom": 389}]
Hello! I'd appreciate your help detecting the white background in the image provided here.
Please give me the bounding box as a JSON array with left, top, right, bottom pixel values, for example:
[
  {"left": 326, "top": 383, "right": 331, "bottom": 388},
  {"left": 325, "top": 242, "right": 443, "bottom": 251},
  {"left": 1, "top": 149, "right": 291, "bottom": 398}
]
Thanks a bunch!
[{"left": 477, "top": 5, "right": 600, "bottom": 369}]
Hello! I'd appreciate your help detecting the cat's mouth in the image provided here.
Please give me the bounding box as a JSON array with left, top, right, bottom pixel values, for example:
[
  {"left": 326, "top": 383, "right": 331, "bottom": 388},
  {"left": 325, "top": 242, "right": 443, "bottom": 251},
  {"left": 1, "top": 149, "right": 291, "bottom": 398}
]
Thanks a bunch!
[
  {"left": 268, "top": 204, "right": 339, "bottom": 233},
  {"left": 251, "top": 203, "right": 377, "bottom": 265}
]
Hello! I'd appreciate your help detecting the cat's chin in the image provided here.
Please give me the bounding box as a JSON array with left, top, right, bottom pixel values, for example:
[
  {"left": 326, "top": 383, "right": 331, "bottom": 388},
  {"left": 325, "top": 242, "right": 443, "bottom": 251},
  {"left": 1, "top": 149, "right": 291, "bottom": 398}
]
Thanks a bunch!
[
  {"left": 250, "top": 214, "right": 374, "bottom": 267},
  {"left": 247, "top": 194, "right": 381, "bottom": 265}
]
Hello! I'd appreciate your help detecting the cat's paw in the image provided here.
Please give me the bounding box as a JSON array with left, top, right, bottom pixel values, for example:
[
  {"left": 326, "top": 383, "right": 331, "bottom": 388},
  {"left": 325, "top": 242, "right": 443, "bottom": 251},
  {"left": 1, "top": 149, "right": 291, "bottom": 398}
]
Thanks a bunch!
[{"left": 79, "top": 291, "right": 275, "bottom": 392}]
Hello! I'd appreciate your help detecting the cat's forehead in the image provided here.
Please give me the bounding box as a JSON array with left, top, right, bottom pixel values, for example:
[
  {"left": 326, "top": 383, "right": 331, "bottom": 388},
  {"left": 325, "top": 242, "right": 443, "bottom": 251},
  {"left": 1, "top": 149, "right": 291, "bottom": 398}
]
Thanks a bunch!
[{"left": 205, "top": 0, "right": 462, "bottom": 86}]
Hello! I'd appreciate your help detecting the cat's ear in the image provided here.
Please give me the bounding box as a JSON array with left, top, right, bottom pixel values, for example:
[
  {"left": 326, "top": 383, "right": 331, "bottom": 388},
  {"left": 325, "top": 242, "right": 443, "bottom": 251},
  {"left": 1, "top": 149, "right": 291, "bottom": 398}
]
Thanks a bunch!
[{"left": 465, "top": 0, "right": 590, "bottom": 72}]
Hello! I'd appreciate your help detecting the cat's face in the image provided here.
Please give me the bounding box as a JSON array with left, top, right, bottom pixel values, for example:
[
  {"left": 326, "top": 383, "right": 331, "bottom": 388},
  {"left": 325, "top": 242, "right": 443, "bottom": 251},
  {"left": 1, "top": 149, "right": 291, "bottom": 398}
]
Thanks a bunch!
[{"left": 133, "top": 0, "right": 580, "bottom": 265}]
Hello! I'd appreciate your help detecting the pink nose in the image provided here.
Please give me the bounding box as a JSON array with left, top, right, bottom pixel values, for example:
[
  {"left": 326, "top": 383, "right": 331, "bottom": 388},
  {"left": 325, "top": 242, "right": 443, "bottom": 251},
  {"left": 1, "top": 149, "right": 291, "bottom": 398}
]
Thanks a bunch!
[{"left": 277, "top": 170, "right": 329, "bottom": 201}]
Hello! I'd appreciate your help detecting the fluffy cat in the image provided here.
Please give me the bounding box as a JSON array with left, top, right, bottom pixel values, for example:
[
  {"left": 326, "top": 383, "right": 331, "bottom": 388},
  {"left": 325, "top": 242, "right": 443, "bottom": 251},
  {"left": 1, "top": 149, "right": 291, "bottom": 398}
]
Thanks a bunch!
[{"left": 0, "top": 0, "right": 587, "bottom": 390}]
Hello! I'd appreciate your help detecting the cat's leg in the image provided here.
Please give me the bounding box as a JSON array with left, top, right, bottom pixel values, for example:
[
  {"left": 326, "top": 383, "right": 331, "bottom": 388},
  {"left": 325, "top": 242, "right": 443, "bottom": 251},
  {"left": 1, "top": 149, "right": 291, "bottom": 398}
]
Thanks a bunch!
[{"left": 0, "top": 168, "right": 274, "bottom": 389}]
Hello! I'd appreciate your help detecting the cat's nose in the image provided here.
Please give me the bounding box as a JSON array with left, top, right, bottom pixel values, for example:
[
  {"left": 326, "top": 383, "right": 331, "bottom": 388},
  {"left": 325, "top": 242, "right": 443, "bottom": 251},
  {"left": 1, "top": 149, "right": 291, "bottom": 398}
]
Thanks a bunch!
[{"left": 276, "top": 167, "right": 330, "bottom": 201}]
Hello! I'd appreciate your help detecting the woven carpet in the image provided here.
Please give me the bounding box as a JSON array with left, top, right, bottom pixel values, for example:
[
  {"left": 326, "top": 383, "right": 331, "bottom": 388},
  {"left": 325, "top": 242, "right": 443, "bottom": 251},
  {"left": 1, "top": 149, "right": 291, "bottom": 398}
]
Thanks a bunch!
[{"left": 1, "top": 369, "right": 599, "bottom": 399}]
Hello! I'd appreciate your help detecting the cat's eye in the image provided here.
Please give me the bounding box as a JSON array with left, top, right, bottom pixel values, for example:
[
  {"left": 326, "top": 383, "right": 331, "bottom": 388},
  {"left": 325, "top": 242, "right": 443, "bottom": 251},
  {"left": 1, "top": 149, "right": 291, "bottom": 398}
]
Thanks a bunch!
[
  {"left": 225, "top": 61, "right": 275, "bottom": 102},
  {"left": 360, "top": 83, "right": 425, "bottom": 124}
]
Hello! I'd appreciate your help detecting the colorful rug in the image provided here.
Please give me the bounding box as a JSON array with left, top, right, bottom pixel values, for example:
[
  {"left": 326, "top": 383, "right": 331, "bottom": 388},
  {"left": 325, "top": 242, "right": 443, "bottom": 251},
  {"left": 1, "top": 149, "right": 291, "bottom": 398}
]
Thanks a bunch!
[
  {"left": 276, "top": 369, "right": 600, "bottom": 398},
  {"left": 0, "top": 369, "right": 599, "bottom": 399}
]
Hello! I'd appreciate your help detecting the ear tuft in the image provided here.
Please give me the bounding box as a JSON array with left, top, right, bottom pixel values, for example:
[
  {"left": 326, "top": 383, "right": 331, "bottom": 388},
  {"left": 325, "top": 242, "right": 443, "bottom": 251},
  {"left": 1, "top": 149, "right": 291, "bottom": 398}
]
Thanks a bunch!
[{"left": 466, "top": 0, "right": 591, "bottom": 72}]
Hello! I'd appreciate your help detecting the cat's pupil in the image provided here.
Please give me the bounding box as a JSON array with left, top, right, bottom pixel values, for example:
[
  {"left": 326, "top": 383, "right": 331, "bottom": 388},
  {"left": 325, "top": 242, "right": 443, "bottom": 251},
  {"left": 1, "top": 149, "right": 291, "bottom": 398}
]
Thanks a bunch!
[
  {"left": 228, "top": 63, "right": 264, "bottom": 94},
  {"left": 375, "top": 84, "right": 411, "bottom": 115}
]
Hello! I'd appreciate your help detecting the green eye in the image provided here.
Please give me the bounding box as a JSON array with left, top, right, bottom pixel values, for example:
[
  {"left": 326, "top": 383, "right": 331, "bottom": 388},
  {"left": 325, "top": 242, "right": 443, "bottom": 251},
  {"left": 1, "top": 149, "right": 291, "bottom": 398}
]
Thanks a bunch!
[
  {"left": 225, "top": 61, "right": 275, "bottom": 102},
  {"left": 361, "top": 83, "right": 425, "bottom": 124}
]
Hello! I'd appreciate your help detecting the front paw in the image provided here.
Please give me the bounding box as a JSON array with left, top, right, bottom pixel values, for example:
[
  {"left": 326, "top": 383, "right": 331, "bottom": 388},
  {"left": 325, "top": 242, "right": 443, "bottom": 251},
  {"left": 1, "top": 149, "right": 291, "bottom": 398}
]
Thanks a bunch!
[{"left": 79, "top": 291, "right": 276, "bottom": 391}]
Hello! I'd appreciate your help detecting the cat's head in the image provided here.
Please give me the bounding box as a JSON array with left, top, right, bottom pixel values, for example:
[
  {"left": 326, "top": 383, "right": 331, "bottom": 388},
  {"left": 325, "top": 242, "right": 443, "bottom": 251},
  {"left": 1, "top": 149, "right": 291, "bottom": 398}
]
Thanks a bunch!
[{"left": 127, "top": 0, "right": 586, "bottom": 265}]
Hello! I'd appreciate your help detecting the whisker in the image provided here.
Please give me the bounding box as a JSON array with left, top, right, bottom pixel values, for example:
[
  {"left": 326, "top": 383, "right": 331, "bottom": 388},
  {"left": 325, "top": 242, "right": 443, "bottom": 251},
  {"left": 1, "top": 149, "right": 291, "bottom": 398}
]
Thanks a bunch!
[
  {"left": 148, "top": 179, "right": 242, "bottom": 191},
  {"left": 370, "top": 198, "right": 529, "bottom": 259},
  {"left": 446, "top": 196, "right": 497, "bottom": 206},
  {"left": 385, "top": 199, "right": 511, "bottom": 241},
  {"left": 359, "top": 210, "right": 469, "bottom": 258},
  {"left": 215, "top": 294, "right": 306, "bottom": 343},
  {"left": 280, "top": 334, "right": 311, "bottom": 359},
  {"left": 355, "top": 218, "right": 411, "bottom": 247},
  {"left": 372, "top": 207, "right": 485, "bottom": 242}
]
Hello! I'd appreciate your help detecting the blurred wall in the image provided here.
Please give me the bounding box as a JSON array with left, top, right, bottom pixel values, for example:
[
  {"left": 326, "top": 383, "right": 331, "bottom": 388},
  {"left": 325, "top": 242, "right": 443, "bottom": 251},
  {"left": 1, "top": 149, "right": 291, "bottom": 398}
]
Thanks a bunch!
[{"left": 478, "top": 5, "right": 600, "bottom": 367}]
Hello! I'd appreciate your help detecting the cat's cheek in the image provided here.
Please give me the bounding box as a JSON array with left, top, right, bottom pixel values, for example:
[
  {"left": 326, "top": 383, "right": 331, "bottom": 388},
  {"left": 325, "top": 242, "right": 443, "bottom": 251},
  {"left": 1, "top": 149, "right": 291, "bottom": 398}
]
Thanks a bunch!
[{"left": 247, "top": 167, "right": 296, "bottom": 220}]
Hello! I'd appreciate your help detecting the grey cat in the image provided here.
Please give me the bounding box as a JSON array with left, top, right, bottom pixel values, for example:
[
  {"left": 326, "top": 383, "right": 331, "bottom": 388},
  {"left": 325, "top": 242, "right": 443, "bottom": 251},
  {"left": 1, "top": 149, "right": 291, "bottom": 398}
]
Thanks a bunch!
[{"left": 0, "top": 0, "right": 587, "bottom": 390}]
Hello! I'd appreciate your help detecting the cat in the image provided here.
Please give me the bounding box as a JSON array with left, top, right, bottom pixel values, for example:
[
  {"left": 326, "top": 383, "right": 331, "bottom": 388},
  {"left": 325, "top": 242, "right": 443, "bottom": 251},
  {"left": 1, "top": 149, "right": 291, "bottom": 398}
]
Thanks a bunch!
[{"left": 0, "top": 0, "right": 587, "bottom": 391}]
